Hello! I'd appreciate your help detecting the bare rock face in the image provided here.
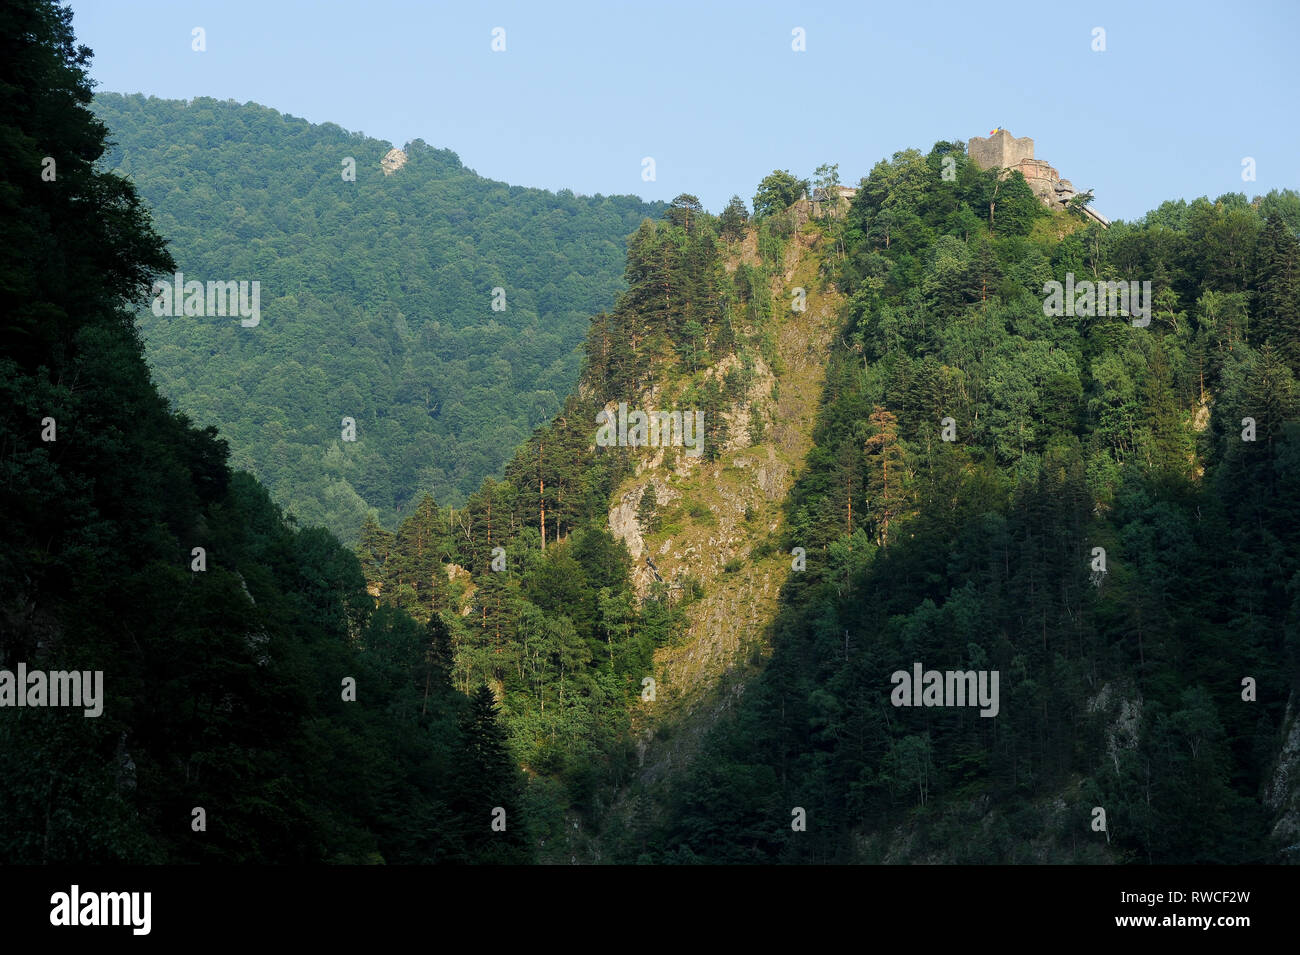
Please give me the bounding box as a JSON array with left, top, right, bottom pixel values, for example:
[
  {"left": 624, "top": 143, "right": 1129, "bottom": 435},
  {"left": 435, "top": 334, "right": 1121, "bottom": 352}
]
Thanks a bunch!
[
  {"left": 444, "top": 562, "right": 474, "bottom": 615},
  {"left": 609, "top": 475, "right": 679, "bottom": 596},
  {"left": 381, "top": 148, "right": 408, "bottom": 176},
  {"left": 1087, "top": 683, "right": 1143, "bottom": 773},
  {"left": 754, "top": 449, "right": 788, "bottom": 500},
  {"left": 1266, "top": 692, "right": 1300, "bottom": 855},
  {"left": 608, "top": 490, "right": 645, "bottom": 561}
]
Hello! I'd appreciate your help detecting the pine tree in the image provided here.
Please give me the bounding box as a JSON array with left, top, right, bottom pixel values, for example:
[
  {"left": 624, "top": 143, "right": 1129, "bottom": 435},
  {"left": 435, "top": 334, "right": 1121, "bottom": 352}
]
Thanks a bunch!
[
  {"left": 421, "top": 612, "right": 456, "bottom": 715},
  {"left": 718, "top": 195, "right": 750, "bottom": 244},
  {"left": 454, "top": 684, "right": 529, "bottom": 861},
  {"left": 1253, "top": 215, "right": 1300, "bottom": 372},
  {"left": 863, "top": 405, "right": 906, "bottom": 546},
  {"left": 665, "top": 193, "right": 704, "bottom": 233},
  {"left": 637, "top": 484, "right": 660, "bottom": 533},
  {"left": 357, "top": 512, "right": 394, "bottom": 588},
  {"left": 389, "top": 493, "right": 452, "bottom": 619}
]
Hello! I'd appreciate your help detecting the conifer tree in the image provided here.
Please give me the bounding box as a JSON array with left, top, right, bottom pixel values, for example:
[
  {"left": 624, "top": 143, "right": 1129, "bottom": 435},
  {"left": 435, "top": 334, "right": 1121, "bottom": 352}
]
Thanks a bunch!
[
  {"left": 454, "top": 684, "right": 529, "bottom": 861},
  {"left": 1254, "top": 215, "right": 1300, "bottom": 372},
  {"left": 863, "top": 406, "right": 906, "bottom": 546},
  {"left": 718, "top": 195, "right": 750, "bottom": 244},
  {"left": 357, "top": 512, "right": 394, "bottom": 586}
]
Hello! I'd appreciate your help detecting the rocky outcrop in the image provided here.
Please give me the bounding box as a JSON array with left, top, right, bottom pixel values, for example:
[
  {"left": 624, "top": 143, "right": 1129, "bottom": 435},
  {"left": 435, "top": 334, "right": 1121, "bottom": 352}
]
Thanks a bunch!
[
  {"left": 967, "top": 129, "right": 1109, "bottom": 227},
  {"left": 1266, "top": 692, "right": 1300, "bottom": 859},
  {"left": 380, "top": 147, "right": 408, "bottom": 176},
  {"left": 594, "top": 221, "right": 844, "bottom": 849},
  {"left": 1088, "top": 682, "right": 1143, "bottom": 773}
]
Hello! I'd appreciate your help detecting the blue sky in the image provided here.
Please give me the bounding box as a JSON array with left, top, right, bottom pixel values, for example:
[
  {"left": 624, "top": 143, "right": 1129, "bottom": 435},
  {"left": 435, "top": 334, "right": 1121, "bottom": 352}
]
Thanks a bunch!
[{"left": 72, "top": 0, "right": 1299, "bottom": 222}]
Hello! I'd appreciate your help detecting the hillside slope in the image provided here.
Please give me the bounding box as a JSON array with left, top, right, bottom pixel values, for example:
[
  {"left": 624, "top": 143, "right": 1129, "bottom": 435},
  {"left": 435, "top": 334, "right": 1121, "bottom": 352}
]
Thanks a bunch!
[
  {"left": 1, "top": 0, "right": 527, "bottom": 865},
  {"left": 92, "top": 92, "right": 662, "bottom": 542},
  {"left": 355, "top": 143, "right": 1300, "bottom": 865},
  {"left": 574, "top": 211, "right": 846, "bottom": 861},
  {"left": 648, "top": 150, "right": 1300, "bottom": 864}
]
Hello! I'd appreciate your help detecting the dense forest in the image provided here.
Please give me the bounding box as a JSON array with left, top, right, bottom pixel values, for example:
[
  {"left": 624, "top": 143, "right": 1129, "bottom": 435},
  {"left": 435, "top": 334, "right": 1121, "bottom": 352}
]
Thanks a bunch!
[
  {"left": 656, "top": 147, "right": 1300, "bottom": 863},
  {"left": 91, "top": 92, "right": 661, "bottom": 543},
  {"left": 5, "top": 0, "right": 1298, "bottom": 868},
  {"left": 360, "top": 143, "right": 1300, "bottom": 862},
  {"left": 0, "top": 0, "right": 528, "bottom": 864},
  {"left": 350, "top": 189, "right": 785, "bottom": 853}
]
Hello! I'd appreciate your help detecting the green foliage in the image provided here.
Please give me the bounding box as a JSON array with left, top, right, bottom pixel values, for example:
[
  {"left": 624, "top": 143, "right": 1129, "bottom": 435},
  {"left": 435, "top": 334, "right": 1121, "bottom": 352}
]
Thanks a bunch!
[
  {"left": 17, "top": 3, "right": 1300, "bottom": 865},
  {"left": 718, "top": 195, "right": 750, "bottom": 244},
  {"left": 638, "top": 484, "right": 661, "bottom": 533},
  {"left": 753, "top": 169, "right": 809, "bottom": 219},
  {"left": 358, "top": 410, "right": 689, "bottom": 836},
  {"left": 0, "top": 0, "right": 528, "bottom": 864},
  {"left": 90, "top": 92, "right": 663, "bottom": 543},
  {"left": 1254, "top": 215, "right": 1300, "bottom": 372},
  {"left": 665, "top": 193, "right": 705, "bottom": 231},
  {"left": 648, "top": 140, "right": 1300, "bottom": 864},
  {"left": 758, "top": 215, "right": 791, "bottom": 268},
  {"left": 813, "top": 162, "right": 841, "bottom": 197}
]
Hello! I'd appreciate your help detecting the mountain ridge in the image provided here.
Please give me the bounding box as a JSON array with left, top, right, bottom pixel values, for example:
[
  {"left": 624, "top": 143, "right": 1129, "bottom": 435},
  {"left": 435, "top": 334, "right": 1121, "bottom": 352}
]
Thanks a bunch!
[{"left": 91, "top": 91, "right": 664, "bottom": 543}]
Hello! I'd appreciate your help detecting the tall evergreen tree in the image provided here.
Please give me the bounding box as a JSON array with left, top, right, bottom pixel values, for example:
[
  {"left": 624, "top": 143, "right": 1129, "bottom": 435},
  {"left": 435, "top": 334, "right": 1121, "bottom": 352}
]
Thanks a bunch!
[
  {"left": 1253, "top": 215, "right": 1300, "bottom": 371},
  {"left": 718, "top": 195, "right": 750, "bottom": 244},
  {"left": 454, "top": 684, "right": 529, "bottom": 862}
]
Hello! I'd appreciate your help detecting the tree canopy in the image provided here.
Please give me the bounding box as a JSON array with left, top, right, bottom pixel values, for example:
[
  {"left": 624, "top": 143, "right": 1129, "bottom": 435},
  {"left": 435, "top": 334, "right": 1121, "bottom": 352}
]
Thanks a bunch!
[{"left": 91, "top": 92, "right": 663, "bottom": 543}]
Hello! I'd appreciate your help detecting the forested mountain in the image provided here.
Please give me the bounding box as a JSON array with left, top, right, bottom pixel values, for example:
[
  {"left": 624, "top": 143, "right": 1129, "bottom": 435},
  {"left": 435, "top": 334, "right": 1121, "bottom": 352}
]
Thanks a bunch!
[
  {"left": 362, "top": 145, "right": 1300, "bottom": 862},
  {"left": 7, "top": 0, "right": 1299, "bottom": 869},
  {"left": 654, "top": 152, "right": 1300, "bottom": 863},
  {"left": 350, "top": 192, "right": 767, "bottom": 855},
  {"left": 90, "top": 92, "right": 662, "bottom": 543},
  {"left": 0, "top": 0, "right": 527, "bottom": 864}
]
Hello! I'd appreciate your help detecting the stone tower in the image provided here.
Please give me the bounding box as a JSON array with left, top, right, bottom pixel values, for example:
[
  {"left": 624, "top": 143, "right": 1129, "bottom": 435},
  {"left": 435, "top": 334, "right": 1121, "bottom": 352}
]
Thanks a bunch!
[
  {"left": 968, "top": 129, "right": 1035, "bottom": 171},
  {"left": 967, "top": 129, "right": 1109, "bottom": 227}
]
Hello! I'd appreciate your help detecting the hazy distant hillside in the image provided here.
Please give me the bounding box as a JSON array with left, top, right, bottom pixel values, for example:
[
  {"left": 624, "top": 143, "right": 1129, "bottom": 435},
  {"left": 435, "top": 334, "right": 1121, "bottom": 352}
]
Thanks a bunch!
[{"left": 92, "top": 92, "right": 663, "bottom": 541}]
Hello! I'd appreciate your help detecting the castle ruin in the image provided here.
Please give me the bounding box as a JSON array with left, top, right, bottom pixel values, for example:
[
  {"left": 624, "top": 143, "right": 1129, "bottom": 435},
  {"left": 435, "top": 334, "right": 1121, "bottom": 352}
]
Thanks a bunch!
[{"left": 967, "top": 129, "right": 1108, "bottom": 227}]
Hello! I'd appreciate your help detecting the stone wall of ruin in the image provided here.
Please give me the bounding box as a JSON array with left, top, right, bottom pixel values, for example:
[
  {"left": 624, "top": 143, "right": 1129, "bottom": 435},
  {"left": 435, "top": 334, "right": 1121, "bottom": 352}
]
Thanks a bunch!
[{"left": 968, "top": 130, "right": 1035, "bottom": 172}]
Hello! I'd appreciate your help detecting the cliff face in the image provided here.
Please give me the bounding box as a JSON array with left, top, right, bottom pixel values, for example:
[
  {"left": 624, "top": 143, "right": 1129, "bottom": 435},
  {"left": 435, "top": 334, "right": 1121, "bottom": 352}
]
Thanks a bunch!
[
  {"left": 1267, "top": 692, "right": 1300, "bottom": 859},
  {"left": 529, "top": 157, "right": 1297, "bottom": 865},
  {"left": 578, "top": 216, "right": 845, "bottom": 856}
]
